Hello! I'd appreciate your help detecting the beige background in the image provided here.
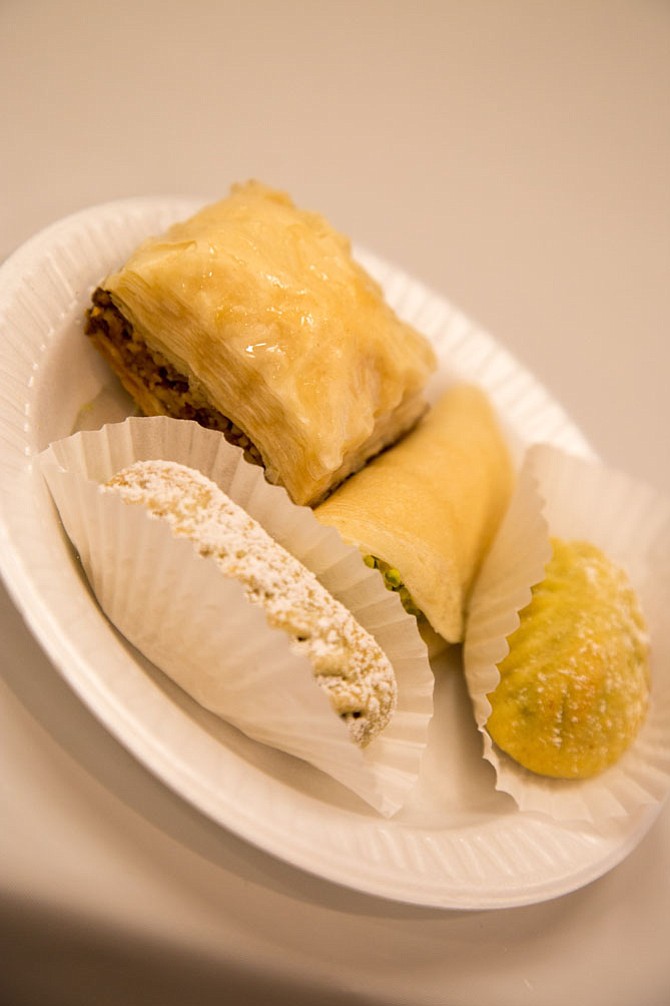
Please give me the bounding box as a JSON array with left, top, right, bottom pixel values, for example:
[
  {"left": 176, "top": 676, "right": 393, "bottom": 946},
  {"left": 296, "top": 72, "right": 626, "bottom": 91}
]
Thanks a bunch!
[{"left": 2, "top": 2, "right": 669, "bottom": 1005}]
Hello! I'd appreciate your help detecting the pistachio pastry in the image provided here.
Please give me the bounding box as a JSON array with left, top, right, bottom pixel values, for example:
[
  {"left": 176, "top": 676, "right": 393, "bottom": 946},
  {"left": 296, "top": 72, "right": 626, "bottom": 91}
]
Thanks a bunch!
[
  {"left": 487, "top": 538, "right": 650, "bottom": 779},
  {"left": 315, "top": 384, "right": 514, "bottom": 643}
]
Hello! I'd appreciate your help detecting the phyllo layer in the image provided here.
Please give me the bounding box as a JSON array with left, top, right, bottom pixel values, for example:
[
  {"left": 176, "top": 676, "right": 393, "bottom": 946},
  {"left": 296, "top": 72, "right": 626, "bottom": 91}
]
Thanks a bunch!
[{"left": 86, "top": 181, "right": 436, "bottom": 506}]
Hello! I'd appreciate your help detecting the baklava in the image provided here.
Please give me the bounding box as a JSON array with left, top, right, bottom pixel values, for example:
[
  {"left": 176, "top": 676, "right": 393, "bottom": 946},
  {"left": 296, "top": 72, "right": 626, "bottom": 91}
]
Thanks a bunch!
[{"left": 86, "top": 181, "right": 437, "bottom": 506}]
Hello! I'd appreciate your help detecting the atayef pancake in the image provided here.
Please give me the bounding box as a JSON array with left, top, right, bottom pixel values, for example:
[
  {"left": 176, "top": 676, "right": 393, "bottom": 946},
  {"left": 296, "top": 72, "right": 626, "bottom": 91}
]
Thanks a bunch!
[{"left": 314, "top": 384, "right": 514, "bottom": 644}]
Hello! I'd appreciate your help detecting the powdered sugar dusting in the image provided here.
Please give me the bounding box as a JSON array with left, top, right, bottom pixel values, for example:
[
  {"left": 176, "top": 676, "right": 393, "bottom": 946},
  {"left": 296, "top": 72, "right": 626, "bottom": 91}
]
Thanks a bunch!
[{"left": 103, "top": 459, "right": 398, "bottom": 746}]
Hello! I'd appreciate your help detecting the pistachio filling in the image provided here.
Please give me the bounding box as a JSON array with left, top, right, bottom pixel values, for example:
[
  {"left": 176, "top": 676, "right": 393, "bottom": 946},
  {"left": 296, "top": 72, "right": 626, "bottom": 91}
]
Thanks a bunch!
[{"left": 363, "top": 555, "right": 422, "bottom": 619}]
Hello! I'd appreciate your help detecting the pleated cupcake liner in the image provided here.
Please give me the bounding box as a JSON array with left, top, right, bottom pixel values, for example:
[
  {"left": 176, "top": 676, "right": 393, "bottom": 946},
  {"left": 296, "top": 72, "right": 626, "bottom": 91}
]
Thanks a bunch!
[
  {"left": 464, "top": 443, "right": 670, "bottom": 824},
  {"left": 40, "top": 415, "right": 435, "bottom": 817}
]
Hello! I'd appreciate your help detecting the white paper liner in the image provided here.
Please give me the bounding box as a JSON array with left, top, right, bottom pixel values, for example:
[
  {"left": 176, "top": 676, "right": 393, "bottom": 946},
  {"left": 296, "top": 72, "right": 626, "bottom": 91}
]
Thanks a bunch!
[
  {"left": 464, "top": 443, "right": 670, "bottom": 824},
  {"left": 39, "top": 416, "right": 435, "bottom": 817}
]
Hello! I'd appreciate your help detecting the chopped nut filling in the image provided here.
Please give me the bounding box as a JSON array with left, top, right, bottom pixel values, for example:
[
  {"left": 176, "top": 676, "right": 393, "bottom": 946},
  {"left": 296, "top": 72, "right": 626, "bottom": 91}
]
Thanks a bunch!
[
  {"left": 364, "top": 554, "right": 423, "bottom": 619},
  {"left": 85, "top": 288, "right": 264, "bottom": 467}
]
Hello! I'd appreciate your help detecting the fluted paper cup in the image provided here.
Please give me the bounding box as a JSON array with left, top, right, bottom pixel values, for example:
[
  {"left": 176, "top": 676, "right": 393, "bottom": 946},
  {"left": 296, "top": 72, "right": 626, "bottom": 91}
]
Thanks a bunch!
[
  {"left": 464, "top": 443, "right": 670, "bottom": 824},
  {"left": 39, "top": 416, "right": 435, "bottom": 817}
]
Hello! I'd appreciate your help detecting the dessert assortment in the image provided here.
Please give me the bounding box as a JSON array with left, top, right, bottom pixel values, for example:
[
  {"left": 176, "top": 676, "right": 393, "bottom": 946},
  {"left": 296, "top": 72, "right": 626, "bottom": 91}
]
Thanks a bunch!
[{"left": 36, "top": 181, "right": 670, "bottom": 824}]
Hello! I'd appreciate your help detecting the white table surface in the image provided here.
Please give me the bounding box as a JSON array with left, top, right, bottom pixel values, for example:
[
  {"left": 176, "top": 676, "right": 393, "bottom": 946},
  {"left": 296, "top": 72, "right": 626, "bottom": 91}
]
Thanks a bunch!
[{"left": 2, "top": 2, "right": 669, "bottom": 1004}]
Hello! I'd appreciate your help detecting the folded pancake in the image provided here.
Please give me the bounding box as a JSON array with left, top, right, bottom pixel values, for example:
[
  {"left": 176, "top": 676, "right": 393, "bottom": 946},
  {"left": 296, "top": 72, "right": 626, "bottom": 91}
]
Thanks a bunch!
[
  {"left": 85, "top": 181, "right": 436, "bottom": 507},
  {"left": 104, "top": 459, "right": 398, "bottom": 748},
  {"left": 314, "top": 384, "right": 514, "bottom": 644}
]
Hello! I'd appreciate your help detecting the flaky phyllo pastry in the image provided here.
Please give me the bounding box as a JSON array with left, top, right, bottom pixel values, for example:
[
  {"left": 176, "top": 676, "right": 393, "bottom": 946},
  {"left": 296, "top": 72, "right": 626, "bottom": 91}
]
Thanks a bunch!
[{"left": 85, "top": 181, "right": 436, "bottom": 506}]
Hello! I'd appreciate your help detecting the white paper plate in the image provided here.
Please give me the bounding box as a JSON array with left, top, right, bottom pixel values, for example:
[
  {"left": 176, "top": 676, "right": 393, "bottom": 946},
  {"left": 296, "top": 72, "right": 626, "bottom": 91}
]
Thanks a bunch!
[{"left": 0, "top": 198, "right": 661, "bottom": 910}]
